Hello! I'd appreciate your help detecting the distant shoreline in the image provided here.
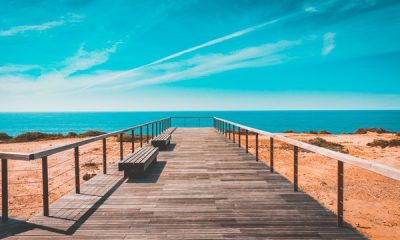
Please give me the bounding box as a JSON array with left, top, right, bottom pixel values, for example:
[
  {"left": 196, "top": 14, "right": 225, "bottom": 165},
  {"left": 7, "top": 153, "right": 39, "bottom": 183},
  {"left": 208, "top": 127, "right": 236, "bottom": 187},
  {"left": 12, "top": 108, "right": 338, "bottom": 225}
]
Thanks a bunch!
[{"left": 1, "top": 127, "right": 398, "bottom": 143}]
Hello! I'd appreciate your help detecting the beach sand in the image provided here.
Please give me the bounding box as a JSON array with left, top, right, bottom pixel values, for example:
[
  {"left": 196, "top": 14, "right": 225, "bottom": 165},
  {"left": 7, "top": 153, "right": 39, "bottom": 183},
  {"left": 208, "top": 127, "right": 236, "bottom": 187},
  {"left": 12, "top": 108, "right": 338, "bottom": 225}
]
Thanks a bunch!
[{"left": 0, "top": 132, "right": 399, "bottom": 239}]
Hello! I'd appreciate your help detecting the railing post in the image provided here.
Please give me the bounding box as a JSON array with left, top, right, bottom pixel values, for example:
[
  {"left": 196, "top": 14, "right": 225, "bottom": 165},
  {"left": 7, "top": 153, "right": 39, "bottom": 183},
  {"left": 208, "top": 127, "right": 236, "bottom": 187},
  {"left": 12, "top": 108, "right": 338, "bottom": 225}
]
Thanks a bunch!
[
  {"left": 270, "top": 138, "right": 274, "bottom": 173},
  {"left": 238, "top": 127, "right": 241, "bottom": 147},
  {"left": 119, "top": 133, "right": 123, "bottom": 160},
  {"left": 233, "top": 125, "right": 235, "bottom": 143},
  {"left": 225, "top": 122, "right": 227, "bottom": 137},
  {"left": 294, "top": 146, "right": 298, "bottom": 192},
  {"left": 41, "top": 156, "right": 49, "bottom": 216},
  {"left": 1, "top": 158, "right": 8, "bottom": 222},
  {"left": 74, "top": 147, "right": 80, "bottom": 194},
  {"left": 140, "top": 127, "right": 143, "bottom": 148},
  {"left": 156, "top": 121, "right": 158, "bottom": 136},
  {"left": 103, "top": 138, "right": 107, "bottom": 174},
  {"left": 152, "top": 123, "right": 154, "bottom": 139},
  {"left": 132, "top": 129, "right": 135, "bottom": 152},
  {"left": 246, "top": 130, "right": 249, "bottom": 153},
  {"left": 338, "top": 161, "right": 344, "bottom": 227},
  {"left": 256, "top": 133, "right": 259, "bottom": 161},
  {"left": 146, "top": 125, "right": 149, "bottom": 143},
  {"left": 229, "top": 124, "right": 231, "bottom": 140}
]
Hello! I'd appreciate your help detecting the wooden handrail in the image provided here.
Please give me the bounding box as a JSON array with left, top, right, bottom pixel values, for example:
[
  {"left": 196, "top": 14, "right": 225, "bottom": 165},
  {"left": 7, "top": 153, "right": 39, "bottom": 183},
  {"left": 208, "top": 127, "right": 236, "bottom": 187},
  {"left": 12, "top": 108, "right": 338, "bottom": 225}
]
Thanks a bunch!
[
  {"left": 214, "top": 117, "right": 400, "bottom": 181},
  {"left": 0, "top": 117, "right": 170, "bottom": 161}
]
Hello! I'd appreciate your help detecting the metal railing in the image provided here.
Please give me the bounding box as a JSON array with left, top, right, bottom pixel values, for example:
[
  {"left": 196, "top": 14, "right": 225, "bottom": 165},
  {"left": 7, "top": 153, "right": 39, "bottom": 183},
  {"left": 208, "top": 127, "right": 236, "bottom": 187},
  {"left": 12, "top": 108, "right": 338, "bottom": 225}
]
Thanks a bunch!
[
  {"left": 1, "top": 115, "right": 399, "bottom": 227},
  {"left": 170, "top": 116, "right": 214, "bottom": 127},
  {"left": 213, "top": 117, "right": 400, "bottom": 227},
  {"left": 0, "top": 117, "right": 171, "bottom": 222}
]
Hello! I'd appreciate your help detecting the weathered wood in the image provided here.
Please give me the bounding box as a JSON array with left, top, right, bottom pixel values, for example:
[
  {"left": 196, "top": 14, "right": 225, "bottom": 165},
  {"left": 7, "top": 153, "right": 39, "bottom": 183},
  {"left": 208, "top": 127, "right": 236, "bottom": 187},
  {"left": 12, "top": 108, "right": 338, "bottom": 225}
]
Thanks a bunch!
[
  {"left": 1, "top": 158, "right": 8, "bottom": 222},
  {"left": 294, "top": 146, "right": 298, "bottom": 192},
  {"left": 256, "top": 133, "right": 259, "bottom": 161},
  {"left": 270, "top": 137, "right": 274, "bottom": 173},
  {"left": 0, "top": 128, "right": 365, "bottom": 239},
  {"left": 214, "top": 117, "right": 400, "bottom": 181},
  {"left": 0, "top": 118, "right": 170, "bottom": 161},
  {"left": 102, "top": 138, "right": 107, "bottom": 174},
  {"left": 338, "top": 161, "right": 344, "bottom": 227},
  {"left": 41, "top": 156, "right": 49, "bottom": 216},
  {"left": 151, "top": 134, "right": 171, "bottom": 150},
  {"left": 74, "top": 147, "right": 80, "bottom": 194}
]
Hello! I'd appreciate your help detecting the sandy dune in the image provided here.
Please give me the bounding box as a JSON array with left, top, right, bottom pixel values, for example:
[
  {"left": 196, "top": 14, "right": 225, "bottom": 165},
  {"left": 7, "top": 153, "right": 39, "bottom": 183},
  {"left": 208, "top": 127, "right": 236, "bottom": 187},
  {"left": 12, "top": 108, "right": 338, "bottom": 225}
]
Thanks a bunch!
[{"left": 0, "top": 132, "right": 399, "bottom": 239}]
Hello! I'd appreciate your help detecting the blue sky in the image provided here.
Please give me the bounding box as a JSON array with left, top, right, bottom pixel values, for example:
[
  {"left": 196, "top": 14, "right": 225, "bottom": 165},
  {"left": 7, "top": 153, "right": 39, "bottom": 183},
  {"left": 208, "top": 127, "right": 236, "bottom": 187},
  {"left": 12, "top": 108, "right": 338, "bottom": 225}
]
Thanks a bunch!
[{"left": 0, "top": 0, "right": 399, "bottom": 111}]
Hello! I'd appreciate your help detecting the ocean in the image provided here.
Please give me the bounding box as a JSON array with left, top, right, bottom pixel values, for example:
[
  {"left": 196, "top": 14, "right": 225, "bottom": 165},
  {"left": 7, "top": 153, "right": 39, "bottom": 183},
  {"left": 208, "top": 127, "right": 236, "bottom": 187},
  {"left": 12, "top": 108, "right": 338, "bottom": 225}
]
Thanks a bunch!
[{"left": 0, "top": 111, "right": 399, "bottom": 136}]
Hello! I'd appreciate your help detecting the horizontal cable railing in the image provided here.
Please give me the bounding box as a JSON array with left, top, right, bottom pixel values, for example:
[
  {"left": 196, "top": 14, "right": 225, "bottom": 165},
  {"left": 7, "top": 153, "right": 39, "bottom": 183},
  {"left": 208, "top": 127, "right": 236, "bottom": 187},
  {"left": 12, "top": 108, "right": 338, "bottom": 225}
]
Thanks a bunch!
[
  {"left": 213, "top": 117, "right": 400, "bottom": 227},
  {"left": 0, "top": 117, "right": 171, "bottom": 222}
]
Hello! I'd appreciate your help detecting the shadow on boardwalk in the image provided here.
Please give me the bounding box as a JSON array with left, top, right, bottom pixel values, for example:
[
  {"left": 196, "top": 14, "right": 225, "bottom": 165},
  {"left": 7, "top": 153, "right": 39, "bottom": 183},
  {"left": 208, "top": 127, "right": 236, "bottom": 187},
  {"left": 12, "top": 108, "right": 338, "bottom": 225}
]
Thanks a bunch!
[{"left": 0, "top": 128, "right": 366, "bottom": 239}]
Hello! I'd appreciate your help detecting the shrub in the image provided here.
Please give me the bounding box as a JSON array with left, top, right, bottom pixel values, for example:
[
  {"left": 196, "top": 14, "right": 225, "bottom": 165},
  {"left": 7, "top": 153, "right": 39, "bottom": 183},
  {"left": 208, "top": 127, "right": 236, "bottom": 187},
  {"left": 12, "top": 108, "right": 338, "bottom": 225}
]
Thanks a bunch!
[
  {"left": 116, "top": 134, "right": 134, "bottom": 142},
  {"left": 284, "top": 130, "right": 295, "bottom": 133},
  {"left": 309, "top": 130, "right": 318, "bottom": 134},
  {"left": 13, "top": 132, "right": 63, "bottom": 142},
  {"left": 79, "top": 130, "right": 106, "bottom": 137},
  {"left": 367, "top": 139, "right": 400, "bottom": 148},
  {"left": 83, "top": 162, "right": 98, "bottom": 169},
  {"left": 396, "top": 132, "right": 400, "bottom": 137},
  {"left": 319, "top": 130, "right": 331, "bottom": 134},
  {"left": 65, "top": 132, "right": 78, "bottom": 138},
  {"left": 0, "top": 132, "right": 12, "bottom": 141},
  {"left": 308, "top": 137, "right": 348, "bottom": 153},
  {"left": 354, "top": 128, "right": 390, "bottom": 134},
  {"left": 83, "top": 173, "right": 96, "bottom": 181}
]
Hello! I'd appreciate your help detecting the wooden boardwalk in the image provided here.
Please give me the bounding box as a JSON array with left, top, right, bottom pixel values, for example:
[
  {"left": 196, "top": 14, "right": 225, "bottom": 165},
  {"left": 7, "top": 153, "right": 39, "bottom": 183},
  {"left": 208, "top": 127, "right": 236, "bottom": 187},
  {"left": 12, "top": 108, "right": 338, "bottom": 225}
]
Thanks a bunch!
[{"left": 0, "top": 128, "right": 365, "bottom": 239}]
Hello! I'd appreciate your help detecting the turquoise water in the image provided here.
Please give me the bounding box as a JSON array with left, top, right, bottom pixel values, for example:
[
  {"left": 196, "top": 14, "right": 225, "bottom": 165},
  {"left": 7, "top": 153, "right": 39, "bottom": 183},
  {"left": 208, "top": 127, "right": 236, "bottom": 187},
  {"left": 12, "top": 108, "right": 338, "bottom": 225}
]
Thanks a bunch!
[{"left": 0, "top": 111, "right": 399, "bottom": 136}]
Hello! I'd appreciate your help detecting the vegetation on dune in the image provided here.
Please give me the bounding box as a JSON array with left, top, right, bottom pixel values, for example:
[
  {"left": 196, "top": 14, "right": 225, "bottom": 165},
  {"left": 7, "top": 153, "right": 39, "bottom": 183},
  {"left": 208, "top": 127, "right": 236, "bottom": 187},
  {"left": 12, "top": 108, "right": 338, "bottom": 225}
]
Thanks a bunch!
[
  {"left": 319, "top": 130, "right": 331, "bottom": 134},
  {"left": 0, "top": 132, "right": 12, "bottom": 141},
  {"left": 79, "top": 130, "right": 106, "bottom": 137},
  {"left": 83, "top": 173, "right": 97, "bottom": 181},
  {"left": 367, "top": 139, "right": 400, "bottom": 148},
  {"left": 13, "top": 132, "right": 64, "bottom": 142},
  {"left": 354, "top": 128, "right": 391, "bottom": 134},
  {"left": 284, "top": 130, "right": 295, "bottom": 133},
  {"left": 308, "top": 137, "right": 348, "bottom": 153}
]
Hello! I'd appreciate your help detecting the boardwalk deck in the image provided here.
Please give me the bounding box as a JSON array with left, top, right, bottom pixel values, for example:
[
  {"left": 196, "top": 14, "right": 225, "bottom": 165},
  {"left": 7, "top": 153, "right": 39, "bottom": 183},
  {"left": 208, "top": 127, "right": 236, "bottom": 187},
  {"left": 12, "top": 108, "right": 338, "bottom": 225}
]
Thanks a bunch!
[{"left": 0, "top": 128, "right": 365, "bottom": 239}]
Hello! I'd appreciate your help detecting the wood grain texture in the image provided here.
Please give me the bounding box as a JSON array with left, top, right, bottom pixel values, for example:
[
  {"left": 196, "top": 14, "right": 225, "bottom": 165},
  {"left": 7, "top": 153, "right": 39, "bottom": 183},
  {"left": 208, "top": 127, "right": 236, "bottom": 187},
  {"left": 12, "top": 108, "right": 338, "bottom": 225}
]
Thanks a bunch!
[{"left": 0, "top": 128, "right": 365, "bottom": 239}]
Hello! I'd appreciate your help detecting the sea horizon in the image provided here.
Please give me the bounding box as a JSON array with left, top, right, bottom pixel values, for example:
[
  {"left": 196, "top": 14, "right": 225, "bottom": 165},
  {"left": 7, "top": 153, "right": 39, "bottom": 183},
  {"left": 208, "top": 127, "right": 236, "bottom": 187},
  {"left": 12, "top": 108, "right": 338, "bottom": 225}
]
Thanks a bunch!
[{"left": 1, "top": 110, "right": 399, "bottom": 136}]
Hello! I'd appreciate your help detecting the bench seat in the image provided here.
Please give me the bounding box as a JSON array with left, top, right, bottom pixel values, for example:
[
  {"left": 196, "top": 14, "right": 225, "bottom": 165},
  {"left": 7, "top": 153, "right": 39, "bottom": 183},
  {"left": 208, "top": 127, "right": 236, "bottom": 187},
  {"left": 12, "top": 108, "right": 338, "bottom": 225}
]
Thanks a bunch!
[
  {"left": 118, "top": 147, "right": 159, "bottom": 178},
  {"left": 151, "top": 134, "right": 171, "bottom": 150}
]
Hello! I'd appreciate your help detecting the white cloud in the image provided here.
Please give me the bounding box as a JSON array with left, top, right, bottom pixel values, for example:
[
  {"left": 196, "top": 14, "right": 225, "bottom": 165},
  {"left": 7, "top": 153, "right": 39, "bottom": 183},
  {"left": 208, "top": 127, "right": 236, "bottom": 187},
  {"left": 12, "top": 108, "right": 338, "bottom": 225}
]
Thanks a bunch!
[
  {"left": 0, "top": 39, "right": 301, "bottom": 96},
  {"left": 0, "top": 21, "right": 64, "bottom": 36},
  {"left": 0, "top": 14, "right": 84, "bottom": 36},
  {"left": 115, "top": 40, "right": 301, "bottom": 89},
  {"left": 147, "top": 18, "right": 280, "bottom": 66},
  {"left": 0, "top": 64, "right": 41, "bottom": 74},
  {"left": 304, "top": 0, "right": 377, "bottom": 13},
  {"left": 304, "top": 6, "right": 317, "bottom": 12},
  {"left": 322, "top": 32, "right": 336, "bottom": 56},
  {"left": 61, "top": 41, "right": 122, "bottom": 76}
]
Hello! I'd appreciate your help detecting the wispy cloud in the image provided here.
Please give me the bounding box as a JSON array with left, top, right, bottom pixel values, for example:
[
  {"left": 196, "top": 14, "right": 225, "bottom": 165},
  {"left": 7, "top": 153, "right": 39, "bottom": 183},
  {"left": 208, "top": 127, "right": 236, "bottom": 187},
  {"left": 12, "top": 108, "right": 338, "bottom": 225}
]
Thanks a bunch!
[
  {"left": 322, "top": 32, "right": 336, "bottom": 56},
  {"left": 304, "top": 0, "right": 377, "bottom": 13},
  {"left": 0, "top": 64, "right": 41, "bottom": 74},
  {"left": 147, "top": 19, "right": 280, "bottom": 66},
  {"left": 0, "top": 21, "right": 64, "bottom": 36},
  {"left": 114, "top": 40, "right": 302, "bottom": 89},
  {"left": 61, "top": 41, "right": 122, "bottom": 76},
  {"left": 77, "top": 18, "right": 281, "bottom": 90},
  {"left": 0, "top": 14, "right": 84, "bottom": 36},
  {"left": 0, "top": 39, "right": 302, "bottom": 95}
]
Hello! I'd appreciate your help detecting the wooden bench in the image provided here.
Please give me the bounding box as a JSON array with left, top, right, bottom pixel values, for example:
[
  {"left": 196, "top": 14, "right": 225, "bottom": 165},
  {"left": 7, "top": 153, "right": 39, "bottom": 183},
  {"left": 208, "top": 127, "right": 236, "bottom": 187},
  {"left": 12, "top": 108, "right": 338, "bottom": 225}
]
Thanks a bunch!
[
  {"left": 164, "top": 127, "right": 177, "bottom": 134},
  {"left": 118, "top": 146, "right": 159, "bottom": 178},
  {"left": 151, "top": 134, "right": 171, "bottom": 150}
]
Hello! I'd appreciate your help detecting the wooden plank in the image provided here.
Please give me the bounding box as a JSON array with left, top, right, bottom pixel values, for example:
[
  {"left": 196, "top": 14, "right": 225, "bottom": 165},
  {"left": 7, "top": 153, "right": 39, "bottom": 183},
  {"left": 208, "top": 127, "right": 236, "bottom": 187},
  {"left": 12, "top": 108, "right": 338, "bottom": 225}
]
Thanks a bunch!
[
  {"left": 0, "top": 128, "right": 365, "bottom": 239},
  {"left": 215, "top": 118, "right": 400, "bottom": 181}
]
